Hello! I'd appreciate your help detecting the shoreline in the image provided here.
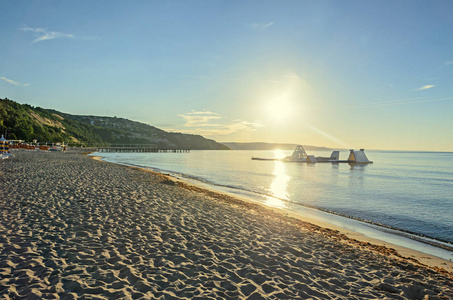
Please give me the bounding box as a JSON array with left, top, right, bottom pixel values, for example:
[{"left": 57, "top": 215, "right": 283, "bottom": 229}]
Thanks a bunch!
[
  {"left": 175, "top": 172, "right": 453, "bottom": 256},
  {"left": 1, "top": 150, "right": 452, "bottom": 298},
  {"left": 93, "top": 154, "right": 453, "bottom": 272}
]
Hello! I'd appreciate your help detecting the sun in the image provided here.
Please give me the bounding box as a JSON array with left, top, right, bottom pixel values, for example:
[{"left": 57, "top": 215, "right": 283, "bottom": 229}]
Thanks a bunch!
[
  {"left": 261, "top": 71, "right": 307, "bottom": 124},
  {"left": 266, "top": 95, "right": 293, "bottom": 122}
]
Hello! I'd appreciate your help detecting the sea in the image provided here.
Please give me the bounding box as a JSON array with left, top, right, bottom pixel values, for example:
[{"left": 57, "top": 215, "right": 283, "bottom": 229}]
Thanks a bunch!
[{"left": 91, "top": 149, "right": 453, "bottom": 260}]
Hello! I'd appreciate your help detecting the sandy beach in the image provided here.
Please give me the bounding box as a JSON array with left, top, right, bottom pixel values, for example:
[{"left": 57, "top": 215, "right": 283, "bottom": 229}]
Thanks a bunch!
[{"left": 1, "top": 150, "right": 452, "bottom": 299}]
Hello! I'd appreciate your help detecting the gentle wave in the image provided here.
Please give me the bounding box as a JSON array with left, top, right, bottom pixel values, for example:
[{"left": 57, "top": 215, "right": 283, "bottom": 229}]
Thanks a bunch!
[{"left": 95, "top": 150, "right": 453, "bottom": 254}]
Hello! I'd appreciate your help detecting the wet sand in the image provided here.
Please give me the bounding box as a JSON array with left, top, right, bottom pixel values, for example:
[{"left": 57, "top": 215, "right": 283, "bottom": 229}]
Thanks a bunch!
[{"left": 1, "top": 150, "right": 452, "bottom": 299}]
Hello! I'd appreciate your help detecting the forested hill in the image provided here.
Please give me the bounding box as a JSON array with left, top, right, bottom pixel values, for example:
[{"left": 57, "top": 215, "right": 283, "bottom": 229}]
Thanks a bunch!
[{"left": 0, "top": 98, "right": 229, "bottom": 150}]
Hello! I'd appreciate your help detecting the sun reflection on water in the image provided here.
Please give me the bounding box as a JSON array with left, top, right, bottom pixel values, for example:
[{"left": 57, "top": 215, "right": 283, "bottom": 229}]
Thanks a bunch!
[
  {"left": 265, "top": 158, "right": 290, "bottom": 208},
  {"left": 273, "top": 149, "right": 286, "bottom": 160}
]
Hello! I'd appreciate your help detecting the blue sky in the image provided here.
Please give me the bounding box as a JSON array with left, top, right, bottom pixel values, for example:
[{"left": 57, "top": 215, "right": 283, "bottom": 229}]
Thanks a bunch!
[{"left": 1, "top": 0, "right": 452, "bottom": 151}]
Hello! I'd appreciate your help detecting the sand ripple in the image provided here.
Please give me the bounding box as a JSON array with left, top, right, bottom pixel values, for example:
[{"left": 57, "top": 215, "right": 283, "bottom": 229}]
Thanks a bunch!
[{"left": 1, "top": 150, "right": 452, "bottom": 299}]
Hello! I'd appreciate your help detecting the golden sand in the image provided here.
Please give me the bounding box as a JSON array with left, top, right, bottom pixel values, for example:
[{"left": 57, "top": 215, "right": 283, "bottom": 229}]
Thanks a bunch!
[{"left": 0, "top": 150, "right": 452, "bottom": 299}]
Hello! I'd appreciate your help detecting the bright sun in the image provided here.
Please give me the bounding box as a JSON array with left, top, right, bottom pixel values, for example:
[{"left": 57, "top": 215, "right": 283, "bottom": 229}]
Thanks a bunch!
[
  {"left": 262, "top": 72, "right": 307, "bottom": 124},
  {"left": 267, "top": 96, "right": 293, "bottom": 122}
]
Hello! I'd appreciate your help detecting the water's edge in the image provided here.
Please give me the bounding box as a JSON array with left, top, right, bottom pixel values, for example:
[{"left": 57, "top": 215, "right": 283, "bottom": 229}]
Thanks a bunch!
[{"left": 95, "top": 155, "right": 453, "bottom": 261}]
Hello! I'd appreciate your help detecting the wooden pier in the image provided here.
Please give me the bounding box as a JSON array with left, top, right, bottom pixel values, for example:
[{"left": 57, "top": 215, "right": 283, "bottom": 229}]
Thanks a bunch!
[{"left": 98, "top": 144, "right": 190, "bottom": 153}]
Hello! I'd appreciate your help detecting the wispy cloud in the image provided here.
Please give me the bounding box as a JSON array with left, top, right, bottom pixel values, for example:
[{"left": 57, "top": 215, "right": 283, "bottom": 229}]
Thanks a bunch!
[
  {"left": 21, "top": 25, "right": 74, "bottom": 44},
  {"left": 371, "top": 97, "right": 452, "bottom": 108},
  {"left": 417, "top": 85, "right": 435, "bottom": 91},
  {"left": 445, "top": 61, "right": 453, "bottom": 65},
  {"left": 250, "top": 22, "right": 274, "bottom": 30},
  {"left": 0, "top": 76, "right": 30, "bottom": 87},
  {"left": 185, "top": 110, "right": 220, "bottom": 116},
  {"left": 334, "top": 96, "right": 453, "bottom": 111},
  {"left": 181, "top": 74, "right": 281, "bottom": 84},
  {"left": 173, "top": 110, "right": 263, "bottom": 136},
  {"left": 177, "top": 110, "right": 222, "bottom": 127},
  {"left": 229, "top": 120, "right": 264, "bottom": 132}
]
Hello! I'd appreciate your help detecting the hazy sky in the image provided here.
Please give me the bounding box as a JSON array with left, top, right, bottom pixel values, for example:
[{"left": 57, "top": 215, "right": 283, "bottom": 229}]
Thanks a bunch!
[{"left": 1, "top": 0, "right": 452, "bottom": 151}]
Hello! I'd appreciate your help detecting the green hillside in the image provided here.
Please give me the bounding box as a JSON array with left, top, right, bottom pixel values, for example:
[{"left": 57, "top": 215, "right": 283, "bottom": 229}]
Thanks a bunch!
[{"left": 0, "top": 98, "right": 229, "bottom": 150}]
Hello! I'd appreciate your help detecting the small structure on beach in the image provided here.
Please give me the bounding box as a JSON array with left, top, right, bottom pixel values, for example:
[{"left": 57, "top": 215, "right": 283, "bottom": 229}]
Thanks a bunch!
[{"left": 0, "top": 135, "right": 13, "bottom": 159}]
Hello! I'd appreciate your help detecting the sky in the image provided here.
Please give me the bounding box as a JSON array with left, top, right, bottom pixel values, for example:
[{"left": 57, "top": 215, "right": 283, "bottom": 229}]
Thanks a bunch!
[{"left": 1, "top": 0, "right": 453, "bottom": 151}]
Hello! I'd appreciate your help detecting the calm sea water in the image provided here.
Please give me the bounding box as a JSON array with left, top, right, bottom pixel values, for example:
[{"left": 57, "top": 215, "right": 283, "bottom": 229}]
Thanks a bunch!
[{"left": 93, "top": 150, "right": 453, "bottom": 252}]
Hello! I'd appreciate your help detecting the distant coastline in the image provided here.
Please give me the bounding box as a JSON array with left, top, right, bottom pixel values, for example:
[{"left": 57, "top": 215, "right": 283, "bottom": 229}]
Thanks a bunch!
[
  {"left": 221, "top": 142, "right": 334, "bottom": 151},
  {"left": 222, "top": 143, "right": 453, "bottom": 153}
]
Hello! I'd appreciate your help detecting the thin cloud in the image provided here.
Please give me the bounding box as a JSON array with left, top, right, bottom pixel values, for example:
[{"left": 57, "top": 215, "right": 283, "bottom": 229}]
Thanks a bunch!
[
  {"left": 185, "top": 110, "right": 220, "bottom": 116},
  {"left": 21, "top": 25, "right": 75, "bottom": 44},
  {"left": 368, "top": 97, "right": 452, "bottom": 107},
  {"left": 0, "top": 76, "right": 30, "bottom": 87},
  {"left": 250, "top": 22, "right": 274, "bottom": 30},
  {"left": 333, "top": 96, "right": 453, "bottom": 111},
  {"left": 445, "top": 61, "right": 453, "bottom": 65},
  {"left": 229, "top": 120, "right": 264, "bottom": 131},
  {"left": 180, "top": 75, "right": 242, "bottom": 82},
  {"left": 181, "top": 75, "right": 281, "bottom": 84},
  {"left": 177, "top": 111, "right": 222, "bottom": 127},
  {"left": 175, "top": 110, "right": 263, "bottom": 136},
  {"left": 417, "top": 85, "right": 435, "bottom": 91},
  {"left": 170, "top": 121, "right": 263, "bottom": 136}
]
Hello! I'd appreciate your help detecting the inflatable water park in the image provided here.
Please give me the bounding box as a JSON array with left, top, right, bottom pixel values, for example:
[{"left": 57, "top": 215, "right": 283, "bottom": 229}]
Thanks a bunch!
[{"left": 252, "top": 145, "right": 373, "bottom": 164}]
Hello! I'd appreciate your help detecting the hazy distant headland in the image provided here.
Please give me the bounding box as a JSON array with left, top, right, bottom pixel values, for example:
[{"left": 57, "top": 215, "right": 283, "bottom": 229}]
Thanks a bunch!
[{"left": 222, "top": 142, "right": 334, "bottom": 151}]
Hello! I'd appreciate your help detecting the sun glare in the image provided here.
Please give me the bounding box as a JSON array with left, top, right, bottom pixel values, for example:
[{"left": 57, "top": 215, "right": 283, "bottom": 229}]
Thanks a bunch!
[
  {"left": 263, "top": 72, "right": 309, "bottom": 124},
  {"left": 273, "top": 149, "right": 286, "bottom": 159},
  {"left": 264, "top": 161, "right": 290, "bottom": 208},
  {"left": 266, "top": 95, "right": 293, "bottom": 122}
]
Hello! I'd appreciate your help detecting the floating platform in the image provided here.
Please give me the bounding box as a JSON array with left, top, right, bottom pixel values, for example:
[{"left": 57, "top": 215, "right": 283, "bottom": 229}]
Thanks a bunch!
[
  {"left": 251, "top": 157, "right": 279, "bottom": 161},
  {"left": 251, "top": 146, "right": 373, "bottom": 164}
]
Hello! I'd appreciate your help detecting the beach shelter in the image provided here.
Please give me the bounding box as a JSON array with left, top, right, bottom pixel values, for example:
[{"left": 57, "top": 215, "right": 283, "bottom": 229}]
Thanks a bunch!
[
  {"left": 0, "top": 135, "right": 12, "bottom": 159},
  {"left": 347, "top": 149, "right": 372, "bottom": 163},
  {"left": 0, "top": 135, "right": 9, "bottom": 154}
]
